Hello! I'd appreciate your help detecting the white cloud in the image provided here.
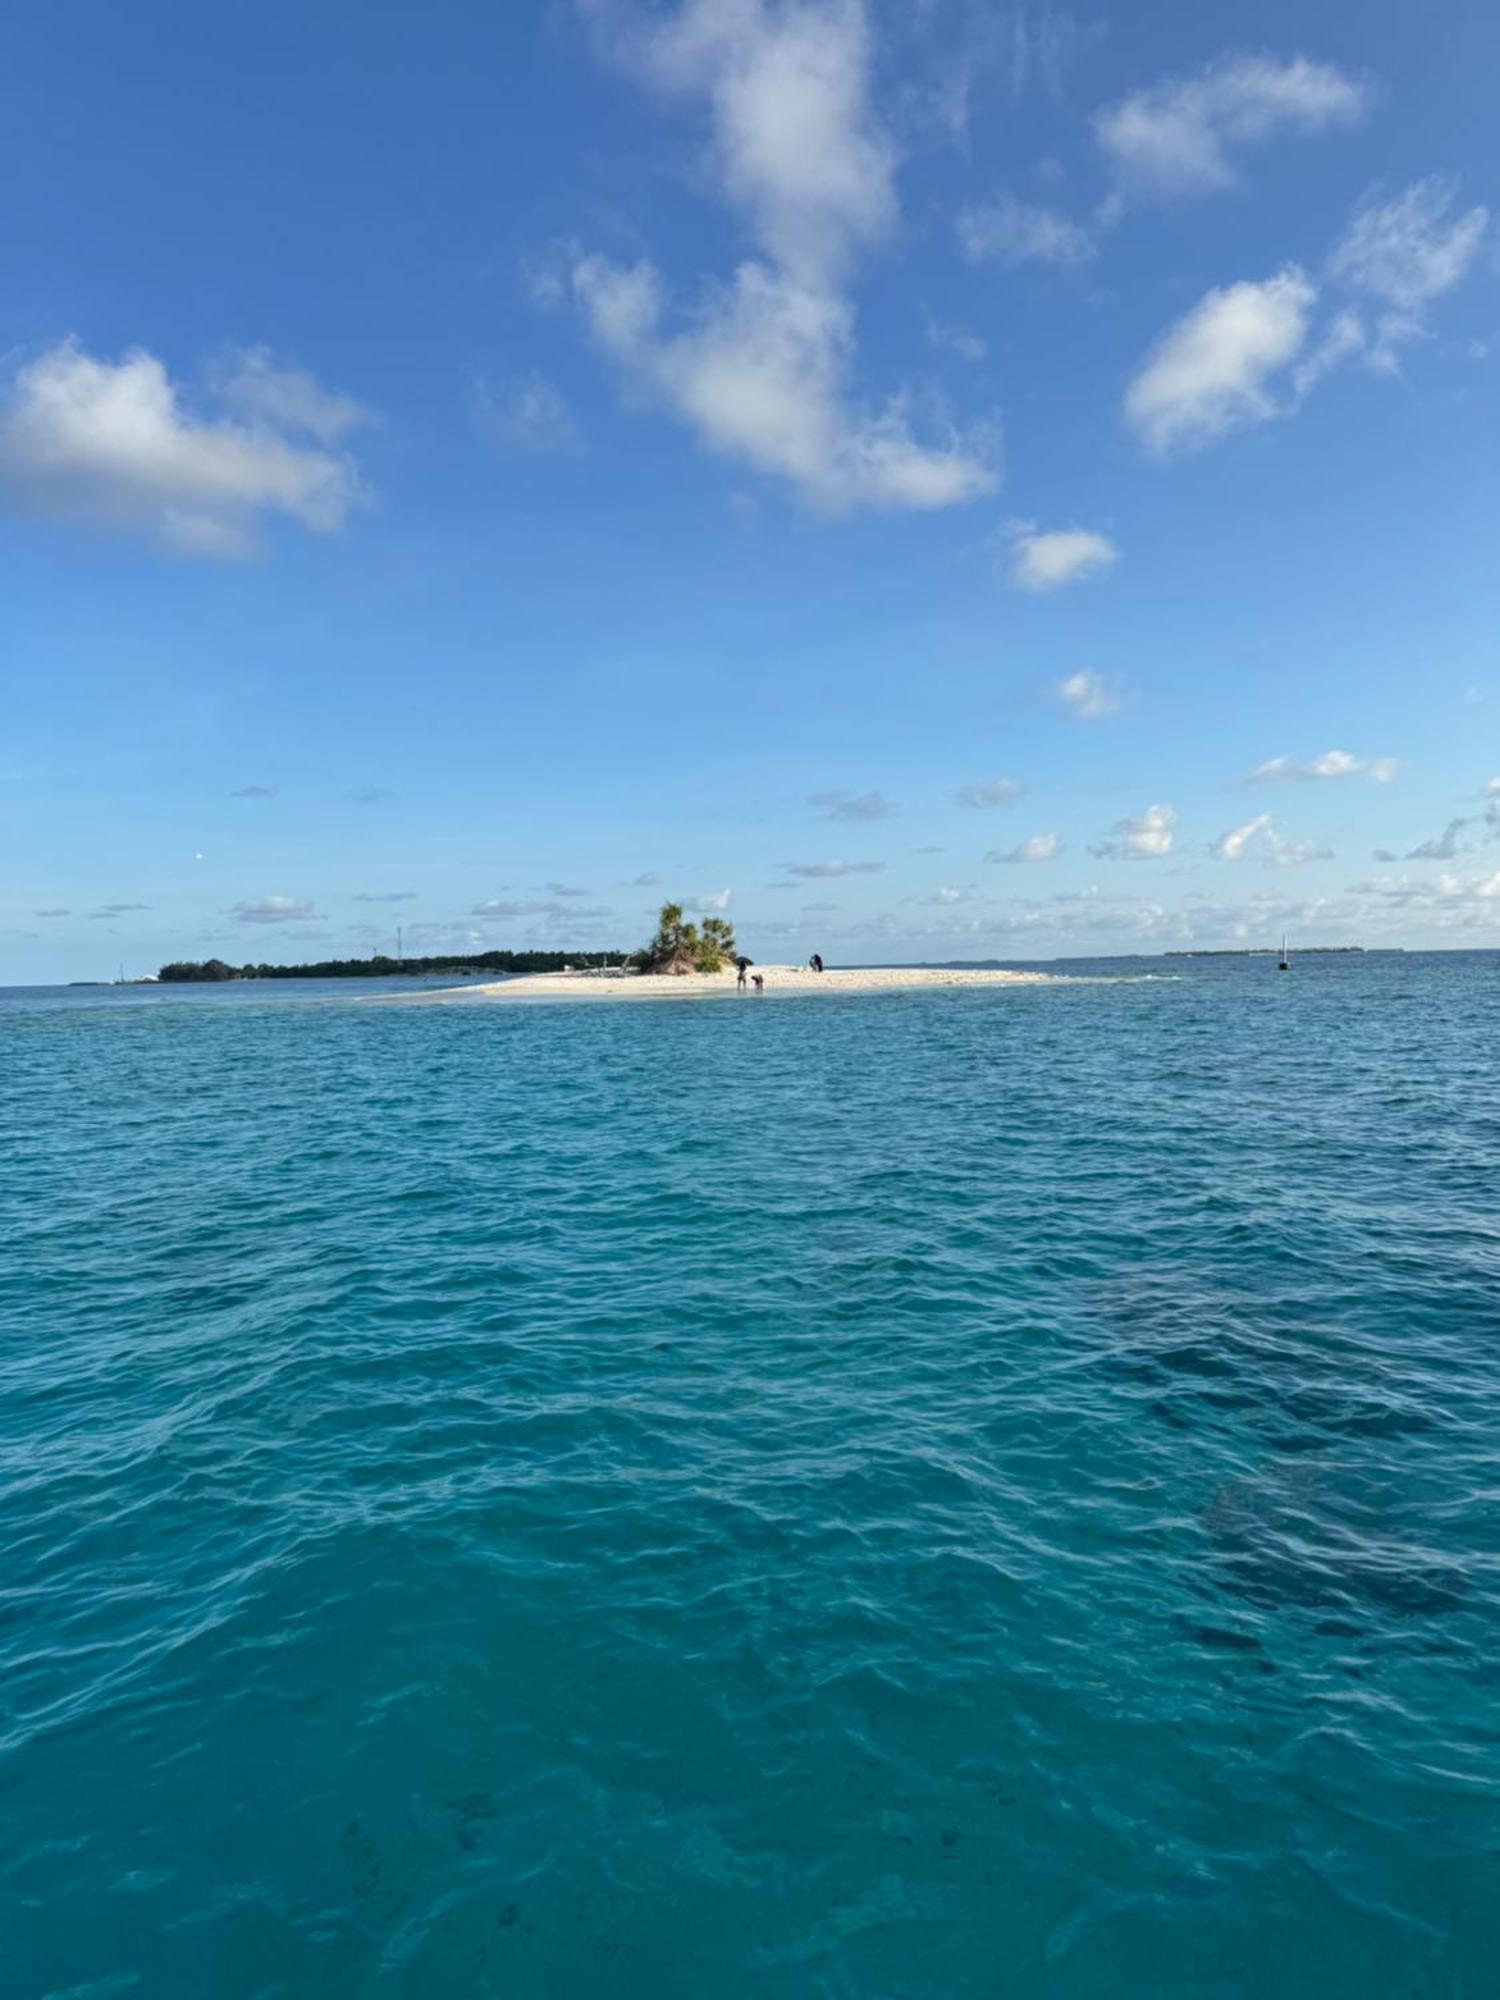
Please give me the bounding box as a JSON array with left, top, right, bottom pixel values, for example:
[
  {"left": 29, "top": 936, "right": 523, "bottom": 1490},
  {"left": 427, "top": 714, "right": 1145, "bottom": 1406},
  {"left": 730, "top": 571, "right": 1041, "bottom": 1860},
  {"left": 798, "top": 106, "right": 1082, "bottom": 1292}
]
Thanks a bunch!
[
  {"left": 624, "top": 0, "right": 895, "bottom": 287},
  {"left": 1249, "top": 750, "right": 1398, "bottom": 783},
  {"left": 1213, "top": 811, "right": 1273, "bottom": 860},
  {"left": 782, "top": 858, "right": 885, "bottom": 877},
  {"left": 956, "top": 777, "right": 1025, "bottom": 809},
  {"left": 1010, "top": 522, "right": 1119, "bottom": 591},
  {"left": 570, "top": 2, "right": 997, "bottom": 512},
  {"left": 544, "top": 882, "right": 591, "bottom": 897},
  {"left": 987, "top": 832, "right": 1062, "bottom": 863},
  {"left": 688, "top": 887, "right": 733, "bottom": 911},
  {"left": 572, "top": 254, "right": 996, "bottom": 511},
  {"left": 809, "top": 787, "right": 896, "bottom": 820},
  {"left": 474, "top": 371, "right": 582, "bottom": 453},
  {"left": 232, "top": 896, "right": 319, "bottom": 924},
  {"left": 1091, "top": 803, "right": 1176, "bottom": 859},
  {"left": 1054, "top": 670, "right": 1125, "bottom": 720},
  {"left": 352, "top": 891, "right": 417, "bottom": 903},
  {"left": 957, "top": 193, "right": 1094, "bottom": 267},
  {"left": 1125, "top": 267, "right": 1316, "bottom": 454},
  {"left": 217, "top": 347, "right": 373, "bottom": 443},
  {"left": 1214, "top": 812, "right": 1333, "bottom": 865},
  {"left": 472, "top": 898, "right": 556, "bottom": 918},
  {"left": 1329, "top": 177, "right": 1490, "bottom": 369},
  {"left": 1096, "top": 53, "right": 1367, "bottom": 200},
  {"left": 0, "top": 341, "right": 368, "bottom": 556}
]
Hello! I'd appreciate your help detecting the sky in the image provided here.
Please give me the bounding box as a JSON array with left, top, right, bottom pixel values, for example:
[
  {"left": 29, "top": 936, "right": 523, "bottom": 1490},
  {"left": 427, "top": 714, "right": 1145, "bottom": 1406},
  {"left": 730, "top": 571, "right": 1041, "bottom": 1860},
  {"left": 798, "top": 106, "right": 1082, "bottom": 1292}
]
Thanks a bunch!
[{"left": 3, "top": 0, "right": 1498, "bottom": 979}]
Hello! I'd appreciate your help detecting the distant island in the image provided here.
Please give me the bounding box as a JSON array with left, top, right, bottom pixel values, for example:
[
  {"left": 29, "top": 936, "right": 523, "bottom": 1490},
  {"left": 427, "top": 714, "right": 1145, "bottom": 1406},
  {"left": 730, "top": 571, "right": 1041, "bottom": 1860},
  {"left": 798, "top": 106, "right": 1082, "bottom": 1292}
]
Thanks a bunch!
[
  {"left": 158, "top": 949, "right": 631, "bottom": 983},
  {"left": 1163, "top": 947, "right": 1392, "bottom": 958}
]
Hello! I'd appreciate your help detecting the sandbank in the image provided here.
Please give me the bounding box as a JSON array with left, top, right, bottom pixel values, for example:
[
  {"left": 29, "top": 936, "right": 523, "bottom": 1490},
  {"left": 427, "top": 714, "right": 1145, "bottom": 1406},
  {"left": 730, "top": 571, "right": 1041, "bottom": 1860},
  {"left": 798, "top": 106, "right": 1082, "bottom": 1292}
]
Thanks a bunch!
[{"left": 398, "top": 964, "right": 1053, "bottom": 1004}]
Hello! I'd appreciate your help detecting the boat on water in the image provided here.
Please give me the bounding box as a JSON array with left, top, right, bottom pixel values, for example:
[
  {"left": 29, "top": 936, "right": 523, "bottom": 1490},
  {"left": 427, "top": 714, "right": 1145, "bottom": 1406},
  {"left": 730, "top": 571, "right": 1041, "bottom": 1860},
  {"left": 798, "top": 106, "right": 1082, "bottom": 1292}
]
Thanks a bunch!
[{"left": 1278, "top": 934, "right": 1290, "bottom": 973}]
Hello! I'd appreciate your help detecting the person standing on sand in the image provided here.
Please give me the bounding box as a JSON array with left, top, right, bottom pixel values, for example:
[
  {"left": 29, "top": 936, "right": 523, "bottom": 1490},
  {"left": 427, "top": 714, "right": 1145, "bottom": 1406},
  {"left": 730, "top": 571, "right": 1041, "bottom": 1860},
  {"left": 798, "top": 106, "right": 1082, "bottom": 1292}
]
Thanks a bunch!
[
  {"left": 736, "top": 956, "right": 751, "bottom": 990},
  {"left": 809, "top": 953, "right": 824, "bottom": 973}
]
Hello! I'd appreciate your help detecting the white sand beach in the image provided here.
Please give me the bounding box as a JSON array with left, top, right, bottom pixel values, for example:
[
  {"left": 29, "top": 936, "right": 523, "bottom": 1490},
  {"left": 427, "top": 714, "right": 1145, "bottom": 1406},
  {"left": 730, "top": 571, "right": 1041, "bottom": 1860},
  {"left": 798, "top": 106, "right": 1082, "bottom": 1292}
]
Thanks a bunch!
[{"left": 402, "top": 964, "right": 1053, "bottom": 1004}]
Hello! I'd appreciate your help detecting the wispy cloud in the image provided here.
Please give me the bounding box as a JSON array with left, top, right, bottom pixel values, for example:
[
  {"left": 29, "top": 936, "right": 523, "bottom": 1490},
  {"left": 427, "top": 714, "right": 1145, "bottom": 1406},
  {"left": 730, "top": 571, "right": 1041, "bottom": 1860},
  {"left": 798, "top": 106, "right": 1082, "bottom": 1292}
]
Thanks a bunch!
[
  {"left": 1096, "top": 53, "right": 1368, "bottom": 200},
  {"left": 1405, "top": 817, "right": 1474, "bottom": 861},
  {"left": 232, "top": 896, "right": 319, "bottom": 923},
  {"left": 352, "top": 891, "right": 417, "bottom": 903},
  {"left": 1249, "top": 750, "right": 1397, "bottom": 783},
  {"left": 957, "top": 193, "right": 1095, "bottom": 267},
  {"left": 987, "top": 832, "right": 1062, "bottom": 863},
  {"left": 1329, "top": 177, "right": 1490, "bottom": 371},
  {"left": 1054, "top": 670, "right": 1125, "bottom": 720},
  {"left": 809, "top": 787, "right": 896, "bottom": 821},
  {"left": 474, "top": 370, "right": 582, "bottom": 453},
  {"left": 232, "top": 783, "right": 278, "bottom": 798},
  {"left": 0, "top": 341, "right": 369, "bottom": 556},
  {"left": 782, "top": 858, "right": 885, "bottom": 878},
  {"left": 1212, "top": 813, "right": 1332, "bottom": 865},
  {"left": 34, "top": 907, "right": 71, "bottom": 917},
  {"left": 349, "top": 786, "right": 395, "bottom": 805},
  {"left": 1091, "top": 802, "right": 1176, "bottom": 859},
  {"left": 1009, "top": 522, "right": 1119, "bottom": 591},
  {"left": 955, "top": 777, "right": 1024, "bottom": 809}
]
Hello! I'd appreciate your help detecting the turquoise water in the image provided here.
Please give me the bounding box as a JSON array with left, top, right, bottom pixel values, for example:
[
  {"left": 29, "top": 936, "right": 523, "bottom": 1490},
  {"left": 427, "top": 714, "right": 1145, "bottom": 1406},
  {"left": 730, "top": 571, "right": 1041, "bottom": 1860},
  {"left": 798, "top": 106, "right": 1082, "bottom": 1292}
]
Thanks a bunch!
[{"left": 3, "top": 958, "right": 1498, "bottom": 1998}]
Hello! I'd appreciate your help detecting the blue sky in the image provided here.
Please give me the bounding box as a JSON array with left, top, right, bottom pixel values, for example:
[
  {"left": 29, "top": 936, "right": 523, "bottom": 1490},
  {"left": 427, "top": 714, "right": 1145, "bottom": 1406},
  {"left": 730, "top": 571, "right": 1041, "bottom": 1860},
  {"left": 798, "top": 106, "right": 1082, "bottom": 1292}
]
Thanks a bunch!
[{"left": 3, "top": 0, "right": 1497, "bottom": 979}]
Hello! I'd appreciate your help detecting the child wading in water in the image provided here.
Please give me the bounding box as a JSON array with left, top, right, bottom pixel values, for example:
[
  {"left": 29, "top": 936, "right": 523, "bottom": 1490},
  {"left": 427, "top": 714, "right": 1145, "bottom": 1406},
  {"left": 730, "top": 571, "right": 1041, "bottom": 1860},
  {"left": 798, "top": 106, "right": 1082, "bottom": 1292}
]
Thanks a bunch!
[{"left": 752, "top": 973, "right": 764, "bottom": 994}]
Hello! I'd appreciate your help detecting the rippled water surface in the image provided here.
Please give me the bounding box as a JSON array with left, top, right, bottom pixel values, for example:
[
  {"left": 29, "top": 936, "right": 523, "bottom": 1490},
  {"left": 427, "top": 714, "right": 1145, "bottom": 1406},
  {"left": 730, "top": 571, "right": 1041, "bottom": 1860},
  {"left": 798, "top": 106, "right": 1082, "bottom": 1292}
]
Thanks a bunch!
[{"left": 4, "top": 958, "right": 1499, "bottom": 1998}]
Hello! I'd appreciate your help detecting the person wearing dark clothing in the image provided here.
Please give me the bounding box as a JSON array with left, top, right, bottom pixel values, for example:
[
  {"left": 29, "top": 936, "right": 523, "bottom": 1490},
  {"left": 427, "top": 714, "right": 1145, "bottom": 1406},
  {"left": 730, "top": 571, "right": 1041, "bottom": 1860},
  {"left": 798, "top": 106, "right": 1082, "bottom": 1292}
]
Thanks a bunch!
[
  {"left": 736, "top": 956, "right": 751, "bottom": 989},
  {"left": 809, "top": 953, "right": 824, "bottom": 973}
]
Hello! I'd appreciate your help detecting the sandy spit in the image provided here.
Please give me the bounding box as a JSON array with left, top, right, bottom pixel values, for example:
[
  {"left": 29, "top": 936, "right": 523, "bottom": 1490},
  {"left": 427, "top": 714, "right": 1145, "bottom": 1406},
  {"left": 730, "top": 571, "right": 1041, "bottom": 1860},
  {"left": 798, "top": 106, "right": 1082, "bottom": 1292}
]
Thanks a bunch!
[{"left": 394, "top": 964, "right": 1055, "bottom": 1005}]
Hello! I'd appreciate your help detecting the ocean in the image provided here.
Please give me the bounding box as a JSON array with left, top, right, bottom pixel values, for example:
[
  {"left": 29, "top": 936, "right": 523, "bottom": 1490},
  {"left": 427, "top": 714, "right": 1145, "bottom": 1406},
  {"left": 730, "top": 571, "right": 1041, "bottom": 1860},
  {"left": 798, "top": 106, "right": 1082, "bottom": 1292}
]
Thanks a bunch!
[{"left": 3, "top": 955, "right": 1497, "bottom": 1997}]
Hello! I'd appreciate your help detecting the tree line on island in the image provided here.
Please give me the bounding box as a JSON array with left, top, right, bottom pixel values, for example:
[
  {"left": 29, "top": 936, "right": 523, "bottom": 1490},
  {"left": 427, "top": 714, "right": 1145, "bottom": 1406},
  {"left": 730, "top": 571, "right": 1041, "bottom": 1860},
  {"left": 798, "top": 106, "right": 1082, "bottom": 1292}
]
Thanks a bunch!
[{"left": 157, "top": 903, "right": 740, "bottom": 982}]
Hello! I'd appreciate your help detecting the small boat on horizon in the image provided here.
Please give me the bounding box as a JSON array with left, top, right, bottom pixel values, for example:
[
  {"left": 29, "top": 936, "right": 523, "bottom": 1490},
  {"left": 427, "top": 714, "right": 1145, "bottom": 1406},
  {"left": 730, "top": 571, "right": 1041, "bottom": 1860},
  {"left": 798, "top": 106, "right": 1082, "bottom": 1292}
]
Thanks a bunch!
[{"left": 1278, "top": 934, "right": 1290, "bottom": 973}]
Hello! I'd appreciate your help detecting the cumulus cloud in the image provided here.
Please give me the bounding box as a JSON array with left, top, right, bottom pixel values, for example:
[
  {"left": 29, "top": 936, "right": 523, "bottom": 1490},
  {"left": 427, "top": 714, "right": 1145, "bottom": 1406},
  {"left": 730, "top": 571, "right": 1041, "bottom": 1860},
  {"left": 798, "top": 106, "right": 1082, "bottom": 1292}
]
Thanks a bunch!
[
  {"left": 781, "top": 858, "right": 885, "bottom": 878},
  {"left": 1125, "top": 267, "right": 1316, "bottom": 454},
  {"left": 569, "top": 1, "right": 997, "bottom": 511},
  {"left": 232, "top": 896, "right": 319, "bottom": 923},
  {"left": 809, "top": 787, "right": 896, "bottom": 820},
  {"left": 688, "top": 887, "right": 733, "bottom": 911},
  {"left": 474, "top": 370, "right": 582, "bottom": 453},
  {"left": 0, "top": 340, "right": 369, "bottom": 556},
  {"left": 987, "top": 832, "right": 1062, "bottom": 863},
  {"left": 571, "top": 254, "right": 996, "bottom": 511},
  {"left": 1096, "top": 53, "right": 1367, "bottom": 200},
  {"left": 956, "top": 777, "right": 1024, "bottom": 809},
  {"left": 1329, "top": 177, "right": 1490, "bottom": 370},
  {"left": 957, "top": 193, "right": 1094, "bottom": 267},
  {"left": 1091, "top": 803, "right": 1176, "bottom": 859},
  {"left": 1249, "top": 750, "right": 1397, "bottom": 783},
  {"left": 1054, "top": 670, "right": 1125, "bottom": 720},
  {"left": 1009, "top": 522, "right": 1119, "bottom": 591}
]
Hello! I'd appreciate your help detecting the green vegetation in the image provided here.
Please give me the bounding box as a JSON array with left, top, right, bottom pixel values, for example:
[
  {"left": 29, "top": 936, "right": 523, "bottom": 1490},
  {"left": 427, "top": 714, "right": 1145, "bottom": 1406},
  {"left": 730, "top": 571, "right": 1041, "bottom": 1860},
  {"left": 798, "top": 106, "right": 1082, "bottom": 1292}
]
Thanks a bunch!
[
  {"left": 636, "top": 902, "right": 738, "bottom": 975},
  {"left": 157, "top": 950, "right": 629, "bottom": 983}
]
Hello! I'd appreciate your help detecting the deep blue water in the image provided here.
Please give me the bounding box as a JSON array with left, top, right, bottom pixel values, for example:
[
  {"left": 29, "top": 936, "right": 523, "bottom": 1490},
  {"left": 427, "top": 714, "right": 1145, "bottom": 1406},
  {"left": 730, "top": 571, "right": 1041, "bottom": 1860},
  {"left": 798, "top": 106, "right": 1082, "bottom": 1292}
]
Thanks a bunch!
[{"left": 3, "top": 956, "right": 1498, "bottom": 1998}]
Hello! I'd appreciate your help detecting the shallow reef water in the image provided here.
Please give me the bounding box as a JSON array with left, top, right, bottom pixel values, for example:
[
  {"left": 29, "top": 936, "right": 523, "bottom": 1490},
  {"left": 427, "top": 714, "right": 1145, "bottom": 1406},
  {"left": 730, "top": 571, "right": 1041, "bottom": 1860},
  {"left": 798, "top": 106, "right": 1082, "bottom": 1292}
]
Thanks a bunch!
[{"left": 2, "top": 955, "right": 1498, "bottom": 1997}]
